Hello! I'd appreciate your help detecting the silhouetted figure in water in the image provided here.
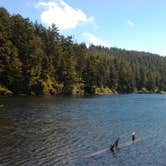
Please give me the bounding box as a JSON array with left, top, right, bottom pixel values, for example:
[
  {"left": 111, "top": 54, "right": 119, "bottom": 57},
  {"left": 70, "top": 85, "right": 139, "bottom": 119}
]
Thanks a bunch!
[
  {"left": 132, "top": 132, "right": 135, "bottom": 143},
  {"left": 115, "top": 137, "right": 119, "bottom": 149},
  {"left": 110, "top": 144, "right": 115, "bottom": 152}
]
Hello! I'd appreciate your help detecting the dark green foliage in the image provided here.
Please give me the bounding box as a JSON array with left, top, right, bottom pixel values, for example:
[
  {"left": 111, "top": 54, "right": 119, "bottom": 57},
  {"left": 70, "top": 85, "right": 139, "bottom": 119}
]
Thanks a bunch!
[{"left": 1, "top": 7, "right": 166, "bottom": 95}]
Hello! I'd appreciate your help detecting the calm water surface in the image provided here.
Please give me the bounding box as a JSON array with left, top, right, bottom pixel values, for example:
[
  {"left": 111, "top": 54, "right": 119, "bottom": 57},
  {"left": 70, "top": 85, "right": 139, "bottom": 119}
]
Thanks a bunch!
[{"left": 0, "top": 94, "right": 166, "bottom": 166}]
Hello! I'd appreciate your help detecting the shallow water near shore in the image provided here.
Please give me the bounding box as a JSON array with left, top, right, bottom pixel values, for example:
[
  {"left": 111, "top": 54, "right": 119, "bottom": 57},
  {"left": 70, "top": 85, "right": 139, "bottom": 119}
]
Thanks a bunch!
[{"left": 0, "top": 94, "right": 166, "bottom": 166}]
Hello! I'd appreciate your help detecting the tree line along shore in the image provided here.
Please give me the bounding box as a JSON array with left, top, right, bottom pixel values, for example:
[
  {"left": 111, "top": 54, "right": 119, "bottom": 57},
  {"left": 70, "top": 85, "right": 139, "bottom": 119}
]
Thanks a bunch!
[{"left": 1, "top": 7, "right": 166, "bottom": 96}]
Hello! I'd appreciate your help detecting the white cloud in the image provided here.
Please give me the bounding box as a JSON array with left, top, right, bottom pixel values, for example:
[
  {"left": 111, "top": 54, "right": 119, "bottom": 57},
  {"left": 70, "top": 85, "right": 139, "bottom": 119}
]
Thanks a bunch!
[
  {"left": 127, "top": 19, "right": 135, "bottom": 28},
  {"left": 36, "top": 0, "right": 94, "bottom": 30},
  {"left": 82, "top": 33, "right": 110, "bottom": 47},
  {"left": 149, "top": 48, "right": 166, "bottom": 56}
]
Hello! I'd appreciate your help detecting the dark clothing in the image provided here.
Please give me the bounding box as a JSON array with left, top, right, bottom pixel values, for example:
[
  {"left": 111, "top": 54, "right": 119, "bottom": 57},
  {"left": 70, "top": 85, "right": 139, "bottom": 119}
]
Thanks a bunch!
[
  {"left": 110, "top": 144, "right": 114, "bottom": 151},
  {"left": 115, "top": 138, "right": 119, "bottom": 149},
  {"left": 132, "top": 134, "right": 135, "bottom": 142}
]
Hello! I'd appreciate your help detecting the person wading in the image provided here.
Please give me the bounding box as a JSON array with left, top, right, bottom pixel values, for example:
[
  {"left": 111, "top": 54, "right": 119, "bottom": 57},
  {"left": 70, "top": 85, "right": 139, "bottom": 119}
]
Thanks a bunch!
[
  {"left": 132, "top": 132, "right": 135, "bottom": 143},
  {"left": 114, "top": 137, "right": 119, "bottom": 149},
  {"left": 110, "top": 143, "right": 115, "bottom": 152}
]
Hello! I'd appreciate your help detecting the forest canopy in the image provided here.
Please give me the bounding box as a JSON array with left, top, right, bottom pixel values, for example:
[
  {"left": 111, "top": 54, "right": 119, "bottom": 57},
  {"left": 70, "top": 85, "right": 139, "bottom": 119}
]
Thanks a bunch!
[{"left": 1, "top": 7, "right": 166, "bottom": 96}]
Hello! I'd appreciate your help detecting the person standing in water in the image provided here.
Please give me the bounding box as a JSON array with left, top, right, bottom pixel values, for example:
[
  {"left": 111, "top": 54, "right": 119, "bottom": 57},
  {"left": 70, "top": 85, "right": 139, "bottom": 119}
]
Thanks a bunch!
[
  {"left": 132, "top": 132, "right": 135, "bottom": 143},
  {"left": 110, "top": 143, "right": 115, "bottom": 152},
  {"left": 115, "top": 137, "right": 119, "bottom": 149}
]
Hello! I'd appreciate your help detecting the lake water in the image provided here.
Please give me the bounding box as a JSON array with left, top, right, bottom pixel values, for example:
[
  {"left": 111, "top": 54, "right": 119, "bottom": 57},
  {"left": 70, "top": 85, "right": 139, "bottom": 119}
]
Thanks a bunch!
[{"left": 0, "top": 94, "right": 166, "bottom": 166}]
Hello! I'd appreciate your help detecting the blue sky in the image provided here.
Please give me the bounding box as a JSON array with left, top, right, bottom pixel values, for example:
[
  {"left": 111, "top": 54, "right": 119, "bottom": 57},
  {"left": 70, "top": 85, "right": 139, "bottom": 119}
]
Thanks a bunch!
[{"left": 1, "top": 0, "right": 166, "bottom": 55}]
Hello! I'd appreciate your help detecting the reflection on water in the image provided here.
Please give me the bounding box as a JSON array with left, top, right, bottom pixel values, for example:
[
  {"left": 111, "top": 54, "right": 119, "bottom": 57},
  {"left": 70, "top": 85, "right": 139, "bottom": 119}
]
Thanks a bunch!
[{"left": 0, "top": 94, "right": 166, "bottom": 165}]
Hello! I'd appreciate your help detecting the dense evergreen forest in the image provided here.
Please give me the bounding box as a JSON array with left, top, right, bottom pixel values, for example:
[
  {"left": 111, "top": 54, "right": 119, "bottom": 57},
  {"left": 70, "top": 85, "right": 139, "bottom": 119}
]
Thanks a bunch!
[{"left": 1, "top": 7, "right": 166, "bottom": 96}]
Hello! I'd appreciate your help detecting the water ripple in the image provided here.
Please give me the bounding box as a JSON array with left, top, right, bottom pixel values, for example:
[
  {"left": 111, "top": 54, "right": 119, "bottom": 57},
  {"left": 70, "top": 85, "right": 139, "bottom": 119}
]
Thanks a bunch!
[{"left": 1, "top": 94, "right": 166, "bottom": 165}]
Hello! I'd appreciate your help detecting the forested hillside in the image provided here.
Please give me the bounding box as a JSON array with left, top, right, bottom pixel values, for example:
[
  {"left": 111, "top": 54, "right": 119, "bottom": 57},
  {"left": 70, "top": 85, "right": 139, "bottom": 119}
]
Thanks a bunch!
[{"left": 1, "top": 7, "right": 166, "bottom": 96}]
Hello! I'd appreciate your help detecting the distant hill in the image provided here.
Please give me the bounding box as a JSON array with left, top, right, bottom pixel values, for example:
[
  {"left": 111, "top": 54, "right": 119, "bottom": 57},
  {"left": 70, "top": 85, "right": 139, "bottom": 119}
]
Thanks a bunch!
[{"left": 1, "top": 7, "right": 166, "bottom": 95}]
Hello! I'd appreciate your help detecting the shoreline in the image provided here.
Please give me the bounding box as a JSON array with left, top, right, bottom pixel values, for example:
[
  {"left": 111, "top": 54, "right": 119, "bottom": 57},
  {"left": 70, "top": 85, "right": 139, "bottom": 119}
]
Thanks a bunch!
[{"left": 0, "top": 91, "right": 166, "bottom": 97}]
